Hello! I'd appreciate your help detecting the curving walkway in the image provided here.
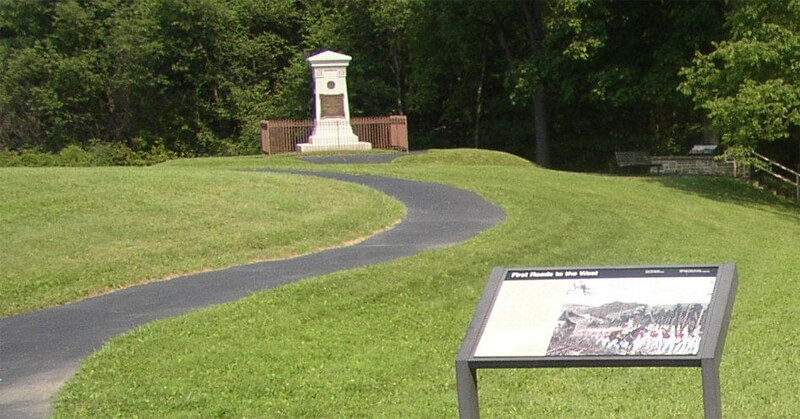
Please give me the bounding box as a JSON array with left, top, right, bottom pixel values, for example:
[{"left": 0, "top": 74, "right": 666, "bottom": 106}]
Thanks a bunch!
[
  {"left": 0, "top": 171, "right": 505, "bottom": 418},
  {"left": 297, "top": 150, "right": 426, "bottom": 165}
]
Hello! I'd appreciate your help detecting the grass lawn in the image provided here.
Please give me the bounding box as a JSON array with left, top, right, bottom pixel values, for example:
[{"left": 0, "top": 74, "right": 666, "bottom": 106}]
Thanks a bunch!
[
  {"left": 0, "top": 166, "right": 404, "bottom": 316},
  {"left": 49, "top": 149, "right": 800, "bottom": 417}
]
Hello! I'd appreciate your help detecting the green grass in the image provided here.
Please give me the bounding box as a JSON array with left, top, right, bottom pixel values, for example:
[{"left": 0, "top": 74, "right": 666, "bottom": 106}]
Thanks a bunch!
[
  {"left": 48, "top": 150, "right": 800, "bottom": 417},
  {"left": 393, "top": 148, "right": 534, "bottom": 166},
  {"left": 156, "top": 153, "right": 316, "bottom": 170},
  {"left": 0, "top": 166, "right": 404, "bottom": 316}
]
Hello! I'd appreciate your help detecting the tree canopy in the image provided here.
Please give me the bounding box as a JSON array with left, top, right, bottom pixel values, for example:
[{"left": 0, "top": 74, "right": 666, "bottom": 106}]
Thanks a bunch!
[
  {"left": 2, "top": 0, "right": 796, "bottom": 170},
  {"left": 681, "top": 0, "right": 800, "bottom": 154}
]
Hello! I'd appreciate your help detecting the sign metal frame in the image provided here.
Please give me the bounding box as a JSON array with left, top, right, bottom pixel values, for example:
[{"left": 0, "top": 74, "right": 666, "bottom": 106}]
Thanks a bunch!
[{"left": 456, "top": 263, "right": 738, "bottom": 419}]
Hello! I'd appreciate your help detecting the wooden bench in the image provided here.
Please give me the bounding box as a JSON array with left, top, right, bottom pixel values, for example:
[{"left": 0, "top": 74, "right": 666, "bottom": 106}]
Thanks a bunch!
[{"left": 614, "top": 152, "right": 662, "bottom": 174}]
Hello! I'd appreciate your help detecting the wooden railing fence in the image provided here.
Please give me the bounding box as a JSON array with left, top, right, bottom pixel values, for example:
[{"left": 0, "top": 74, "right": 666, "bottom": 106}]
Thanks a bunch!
[
  {"left": 751, "top": 151, "right": 800, "bottom": 200},
  {"left": 261, "top": 115, "right": 408, "bottom": 154}
]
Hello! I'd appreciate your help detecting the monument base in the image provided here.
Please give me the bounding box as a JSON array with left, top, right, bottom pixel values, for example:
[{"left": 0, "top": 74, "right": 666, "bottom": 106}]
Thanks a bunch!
[
  {"left": 296, "top": 142, "right": 372, "bottom": 153},
  {"left": 296, "top": 118, "right": 372, "bottom": 153}
]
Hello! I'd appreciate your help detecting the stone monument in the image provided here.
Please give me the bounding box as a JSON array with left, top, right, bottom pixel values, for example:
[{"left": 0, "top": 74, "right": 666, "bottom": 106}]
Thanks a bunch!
[{"left": 296, "top": 50, "right": 371, "bottom": 153}]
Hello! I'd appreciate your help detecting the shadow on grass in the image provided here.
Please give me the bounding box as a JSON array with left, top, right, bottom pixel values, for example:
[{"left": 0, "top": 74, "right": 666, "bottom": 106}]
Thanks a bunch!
[{"left": 648, "top": 175, "right": 800, "bottom": 220}]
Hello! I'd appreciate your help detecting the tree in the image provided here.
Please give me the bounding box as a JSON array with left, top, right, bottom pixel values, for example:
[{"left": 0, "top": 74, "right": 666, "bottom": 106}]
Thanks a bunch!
[
  {"left": 680, "top": 1, "right": 800, "bottom": 155},
  {"left": 0, "top": 0, "right": 734, "bottom": 168},
  {"left": 0, "top": 0, "right": 121, "bottom": 151},
  {"left": 407, "top": 1, "right": 724, "bottom": 169},
  {"left": 543, "top": 0, "right": 726, "bottom": 170},
  {"left": 403, "top": 1, "right": 513, "bottom": 151},
  {"left": 408, "top": 1, "right": 555, "bottom": 165},
  {"left": 488, "top": 0, "right": 552, "bottom": 166},
  {"left": 0, "top": 0, "right": 302, "bottom": 155}
]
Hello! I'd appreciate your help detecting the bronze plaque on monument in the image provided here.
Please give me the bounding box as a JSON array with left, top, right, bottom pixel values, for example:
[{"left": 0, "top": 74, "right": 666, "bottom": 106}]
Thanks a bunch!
[{"left": 320, "top": 94, "right": 345, "bottom": 118}]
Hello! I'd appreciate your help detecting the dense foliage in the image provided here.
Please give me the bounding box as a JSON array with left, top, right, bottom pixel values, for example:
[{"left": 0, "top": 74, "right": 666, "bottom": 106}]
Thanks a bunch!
[
  {"left": 1, "top": 0, "right": 797, "bottom": 170},
  {"left": 0, "top": 0, "right": 300, "bottom": 157},
  {"left": 680, "top": 0, "right": 800, "bottom": 166}
]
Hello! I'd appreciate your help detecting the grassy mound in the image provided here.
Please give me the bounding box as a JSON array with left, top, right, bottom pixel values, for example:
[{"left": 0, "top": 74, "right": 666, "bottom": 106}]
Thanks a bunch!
[
  {"left": 394, "top": 148, "right": 534, "bottom": 166},
  {"left": 0, "top": 167, "right": 403, "bottom": 316},
  {"left": 51, "top": 150, "right": 800, "bottom": 417}
]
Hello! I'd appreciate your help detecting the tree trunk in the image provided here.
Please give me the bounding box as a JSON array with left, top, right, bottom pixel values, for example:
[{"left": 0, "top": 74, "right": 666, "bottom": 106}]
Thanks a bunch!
[
  {"left": 474, "top": 55, "right": 486, "bottom": 148},
  {"left": 534, "top": 89, "right": 550, "bottom": 166},
  {"left": 495, "top": 1, "right": 550, "bottom": 166},
  {"left": 390, "top": 41, "right": 404, "bottom": 115},
  {"left": 523, "top": 0, "right": 550, "bottom": 167},
  {"left": 496, "top": 27, "right": 513, "bottom": 66}
]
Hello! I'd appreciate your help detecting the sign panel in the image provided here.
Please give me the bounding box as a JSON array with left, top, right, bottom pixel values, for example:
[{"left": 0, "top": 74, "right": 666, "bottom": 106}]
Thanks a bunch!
[
  {"left": 474, "top": 267, "right": 717, "bottom": 358},
  {"left": 688, "top": 144, "right": 721, "bottom": 155}
]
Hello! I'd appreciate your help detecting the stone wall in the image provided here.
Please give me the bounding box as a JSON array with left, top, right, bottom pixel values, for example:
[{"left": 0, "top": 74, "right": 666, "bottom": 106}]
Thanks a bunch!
[{"left": 650, "top": 155, "right": 748, "bottom": 177}]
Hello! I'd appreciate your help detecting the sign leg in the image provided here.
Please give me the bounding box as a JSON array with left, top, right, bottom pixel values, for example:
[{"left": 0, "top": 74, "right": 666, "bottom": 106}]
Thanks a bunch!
[
  {"left": 456, "top": 361, "right": 480, "bottom": 419},
  {"left": 701, "top": 359, "right": 722, "bottom": 419}
]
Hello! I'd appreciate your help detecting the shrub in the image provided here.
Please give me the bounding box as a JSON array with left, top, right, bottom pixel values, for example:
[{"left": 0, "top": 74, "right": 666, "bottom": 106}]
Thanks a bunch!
[
  {"left": 217, "top": 138, "right": 261, "bottom": 157},
  {"left": 0, "top": 150, "right": 21, "bottom": 167},
  {"left": 138, "top": 143, "right": 177, "bottom": 166},
  {"left": 18, "top": 150, "right": 58, "bottom": 167},
  {"left": 0, "top": 143, "right": 178, "bottom": 167},
  {"left": 87, "top": 142, "right": 121, "bottom": 166},
  {"left": 59, "top": 145, "right": 94, "bottom": 167}
]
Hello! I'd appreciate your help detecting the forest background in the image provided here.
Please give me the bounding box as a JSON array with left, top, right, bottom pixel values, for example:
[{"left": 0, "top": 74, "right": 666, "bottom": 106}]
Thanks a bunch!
[{"left": 1, "top": 0, "right": 799, "bottom": 172}]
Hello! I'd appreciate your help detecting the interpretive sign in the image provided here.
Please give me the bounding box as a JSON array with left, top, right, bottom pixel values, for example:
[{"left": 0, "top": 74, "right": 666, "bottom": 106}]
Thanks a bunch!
[{"left": 456, "top": 264, "right": 738, "bottom": 419}]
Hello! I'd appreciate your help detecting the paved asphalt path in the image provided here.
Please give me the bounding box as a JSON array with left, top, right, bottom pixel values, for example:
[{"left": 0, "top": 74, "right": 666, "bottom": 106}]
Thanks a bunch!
[
  {"left": 298, "top": 151, "right": 425, "bottom": 165},
  {"left": 0, "top": 171, "right": 504, "bottom": 418}
]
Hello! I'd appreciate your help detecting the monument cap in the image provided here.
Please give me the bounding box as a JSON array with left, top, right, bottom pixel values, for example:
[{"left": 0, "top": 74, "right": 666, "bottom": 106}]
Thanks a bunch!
[{"left": 307, "top": 50, "right": 352, "bottom": 67}]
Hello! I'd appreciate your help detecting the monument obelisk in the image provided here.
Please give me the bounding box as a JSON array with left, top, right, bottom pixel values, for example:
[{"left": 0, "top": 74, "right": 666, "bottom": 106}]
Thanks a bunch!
[{"left": 296, "top": 50, "right": 371, "bottom": 153}]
